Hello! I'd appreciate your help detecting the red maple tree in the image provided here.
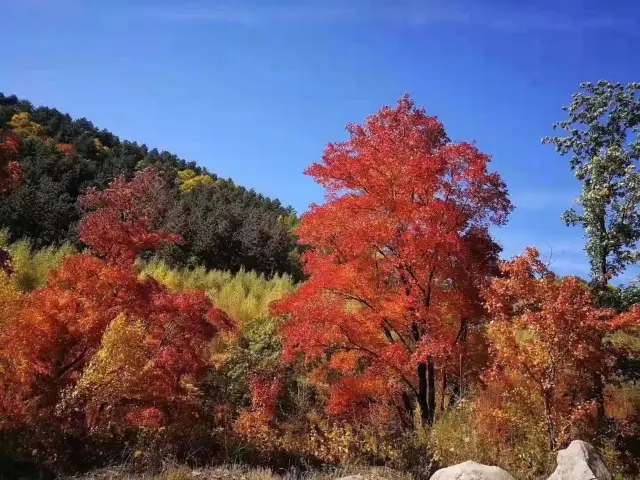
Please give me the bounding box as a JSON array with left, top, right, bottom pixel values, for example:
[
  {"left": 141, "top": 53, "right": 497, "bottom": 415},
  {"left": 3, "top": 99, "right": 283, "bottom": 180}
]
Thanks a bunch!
[
  {"left": 0, "top": 169, "right": 232, "bottom": 430},
  {"left": 483, "top": 248, "right": 640, "bottom": 450},
  {"left": 274, "top": 96, "right": 512, "bottom": 425},
  {"left": 0, "top": 132, "right": 24, "bottom": 276},
  {"left": 78, "top": 168, "right": 181, "bottom": 264}
]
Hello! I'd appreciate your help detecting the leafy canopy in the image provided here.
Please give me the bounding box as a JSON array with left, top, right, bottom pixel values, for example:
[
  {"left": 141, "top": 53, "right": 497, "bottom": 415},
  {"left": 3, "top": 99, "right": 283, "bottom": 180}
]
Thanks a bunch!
[
  {"left": 0, "top": 169, "right": 232, "bottom": 431},
  {"left": 544, "top": 81, "right": 640, "bottom": 285},
  {"left": 275, "top": 95, "right": 512, "bottom": 425},
  {"left": 484, "top": 247, "right": 640, "bottom": 450}
]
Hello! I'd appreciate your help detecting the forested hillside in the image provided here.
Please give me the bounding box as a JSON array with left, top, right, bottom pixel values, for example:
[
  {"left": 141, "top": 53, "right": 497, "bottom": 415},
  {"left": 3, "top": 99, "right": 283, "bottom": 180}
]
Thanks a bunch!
[{"left": 0, "top": 93, "right": 301, "bottom": 278}]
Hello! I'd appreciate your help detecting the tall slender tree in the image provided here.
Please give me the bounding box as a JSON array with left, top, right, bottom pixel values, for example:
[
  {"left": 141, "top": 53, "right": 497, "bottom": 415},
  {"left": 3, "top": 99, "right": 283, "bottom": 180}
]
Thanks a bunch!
[{"left": 544, "top": 81, "right": 640, "bottom": 288}]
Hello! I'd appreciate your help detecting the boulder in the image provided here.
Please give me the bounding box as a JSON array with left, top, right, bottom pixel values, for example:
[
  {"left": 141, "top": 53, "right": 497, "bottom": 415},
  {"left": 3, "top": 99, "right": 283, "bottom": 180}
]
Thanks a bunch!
[
  {"left": 429, "top": 460, "right": 515, "bottom": 480},
  {"left": 548, "top": 440, "right": 612, "bottom": 480}
]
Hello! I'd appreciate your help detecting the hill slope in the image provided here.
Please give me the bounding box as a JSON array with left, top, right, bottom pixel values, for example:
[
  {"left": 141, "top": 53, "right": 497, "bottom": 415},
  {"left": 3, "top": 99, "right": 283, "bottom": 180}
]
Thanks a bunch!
[{"left": 0, "top": 93, "right": 300, "bottom": 278}]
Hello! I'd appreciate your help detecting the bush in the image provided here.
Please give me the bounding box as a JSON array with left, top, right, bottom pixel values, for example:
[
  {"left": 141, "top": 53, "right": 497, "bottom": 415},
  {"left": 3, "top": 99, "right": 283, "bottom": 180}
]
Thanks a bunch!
[
  {"left": 430, "top": 398, "right": 554, "bottom": 479},
  {"left": 0, "top": 231, "right": 74, "bottom": 292}
]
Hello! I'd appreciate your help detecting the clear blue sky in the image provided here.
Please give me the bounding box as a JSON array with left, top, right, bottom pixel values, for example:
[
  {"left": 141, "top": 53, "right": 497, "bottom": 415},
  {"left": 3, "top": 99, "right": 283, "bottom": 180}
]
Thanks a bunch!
[{"left": 2, "top": 0, "right": 639, "bottom": 280}]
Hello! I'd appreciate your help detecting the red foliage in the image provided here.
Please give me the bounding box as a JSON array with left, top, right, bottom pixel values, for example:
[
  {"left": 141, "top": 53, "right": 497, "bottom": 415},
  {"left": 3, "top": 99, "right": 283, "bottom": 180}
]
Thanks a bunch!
[
  {"left": 78, "top": 169, "right": 181, "bottom": 263},
  {"left": 274, "top": 96, "right": 512, "bottom": 425},
  {"left": 327, "top": 375, "right": 386, "bottom": 418},
  {"left": 483, "top": 248, "right": 640, "bottom": 449},
  {"left": 247, "top": 376, "right": 283, "bottom": 420},
  {"left": 126, "top": 407, "right": 166, "bottom": 429},
  {"left": 0, "top": 251, "right": 231, "bottom": 428},
  {"left": 0, "top": 132, "right": 23, "bottom": 195},
  {"left": 0, "top": 171, "right": 233, "bottom": 432},
  {"left": 234, "top": 376, "right": 283, "bottom": 442}
]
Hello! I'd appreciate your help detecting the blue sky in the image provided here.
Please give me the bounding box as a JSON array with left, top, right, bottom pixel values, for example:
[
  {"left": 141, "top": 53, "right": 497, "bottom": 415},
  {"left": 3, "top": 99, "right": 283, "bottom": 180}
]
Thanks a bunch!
[{"left": 2, "top": 0, "right": 639, "bottom": 280}]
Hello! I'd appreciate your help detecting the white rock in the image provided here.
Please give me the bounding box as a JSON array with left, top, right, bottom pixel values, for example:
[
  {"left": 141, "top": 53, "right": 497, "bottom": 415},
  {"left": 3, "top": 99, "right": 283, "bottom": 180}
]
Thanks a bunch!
[
  {"left": 429, "top": 460, "right": 515, "bottom": 480},
  {"left": 548, "top": 440, "right": 612, "bottom": 480}
]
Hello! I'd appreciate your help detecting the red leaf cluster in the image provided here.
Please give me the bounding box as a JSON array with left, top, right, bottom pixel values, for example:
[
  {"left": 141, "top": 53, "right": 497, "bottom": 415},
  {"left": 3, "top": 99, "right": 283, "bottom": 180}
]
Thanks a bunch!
[
  {"left": 274, "top": 96, "right": 512, "bottom": 423},
  {"left": 0, "top": 170, "right": 233, "bottom": 431},
  {"left": 126, "top": 407, "right": 166, "bottom": 430},
  {"left": 79, "top": 169, "right": 182, "bottom": 263},
  {"left": 482, "top": 248, "right": 640, "bottom": 449},
  {"left": 0, "top": 132, "right": 23, "bottom": 195}
]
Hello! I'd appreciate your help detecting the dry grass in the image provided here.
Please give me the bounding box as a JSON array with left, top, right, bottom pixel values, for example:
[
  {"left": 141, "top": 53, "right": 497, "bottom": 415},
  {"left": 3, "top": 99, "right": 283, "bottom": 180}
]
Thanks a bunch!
[{"left": 66, "top": 464, "right": 415, "bottom": 480}]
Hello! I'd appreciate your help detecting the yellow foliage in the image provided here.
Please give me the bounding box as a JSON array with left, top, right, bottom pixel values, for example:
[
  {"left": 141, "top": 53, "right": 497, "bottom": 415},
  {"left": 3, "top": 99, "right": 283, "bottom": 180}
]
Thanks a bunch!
[
  {"left": 177, "top": 169, "right": 217, "bottom": 193},
  {"left": 166, "top": 468, "right": 192, "bottom": 480},
  {"left": 605, "top": 383, "right": 640, "bottom": 444},
  {"left": 94, "top": 138, "right": 109, "bottom": 157},
  {"left": 75, "top": 314, "right": 151, "bottom": 404},
  {"left": 236, "top": 412, "right": 403, "bottom": 466},
  {"left": 177, "top": 169, "right": 197, "bottom": 183},
  {"left": 430, "top": 395, "right": 555, "bottom": 479},
  {"left": 142, "top": 260, "right": 296, "bottom": 325},
  {"left": 9, "top": 112, "right": 43, "bottom": 138},
  {"left": 2, "top": 238, "right": 74, "bottom": 292},
  {"left": 181, "top": 175, "right": 216, "bottom": 193},
  {"left": 0, "top": 271, "right": 25, "bottom": 337}
]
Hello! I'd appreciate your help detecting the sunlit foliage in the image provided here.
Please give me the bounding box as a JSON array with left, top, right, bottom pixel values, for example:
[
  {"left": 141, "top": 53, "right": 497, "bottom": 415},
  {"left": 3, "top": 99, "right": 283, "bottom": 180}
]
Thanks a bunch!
[
  {"left": 0, "top": 232, "right": 74, "bottom": 292},
  {"left": 274, "top": 95, "right": 512, "bottom": 426},
  {"left": 0, "top": 90, "right": 638, "bottom": 479},
  {"left": 0, "top": 170, "right": 232, "bottom": 435},
  {"left": 143, "top": 260, "right": 296, "bottom": 324},
  {"left": 483, "top": 248, "right": 640, "bottom": 452},
  {"left": 177, "top": 168, "right": 216, "bottom": 193},
  {"left": 8, "top": 113, "right": 43, "bottom": 139}
]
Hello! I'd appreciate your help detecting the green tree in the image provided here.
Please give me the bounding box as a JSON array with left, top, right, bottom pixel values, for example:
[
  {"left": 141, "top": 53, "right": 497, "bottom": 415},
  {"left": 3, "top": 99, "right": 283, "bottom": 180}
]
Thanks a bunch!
[{"left": 543, "top": 81, "right": 640, "bottom": 287}]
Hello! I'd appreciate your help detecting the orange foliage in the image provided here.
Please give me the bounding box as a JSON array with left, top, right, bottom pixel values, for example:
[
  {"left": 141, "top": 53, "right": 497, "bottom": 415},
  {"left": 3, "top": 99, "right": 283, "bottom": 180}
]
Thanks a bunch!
[
  {"left": 483, "top": 248, "right": 640, "bottom": 450},
  {"left": 274, "top": 96, "right": 512, "bottom": 426},
  {"left": 0, "top": 169, "right": 232, "bottom": 432},
  {"left": 56, "top": 143, "right": 74, "bottom": 157}
]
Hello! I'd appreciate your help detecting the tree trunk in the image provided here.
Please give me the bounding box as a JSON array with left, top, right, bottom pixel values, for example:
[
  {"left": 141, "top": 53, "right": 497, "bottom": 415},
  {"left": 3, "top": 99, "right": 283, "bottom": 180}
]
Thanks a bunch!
[
  {"left": 418, "top": 361, "right": 430, "bottom": 424},
  {"left": 594, "top": 372, "right": 605, "bottom": 427},
  {"left": 449, "top": 376, "right": 459, "bottom": 409},
  {"left": 458, "top": 351, "right": 464, "bottom": 399},
  {"left": 401, "top": 392, "right": 414, "bottom": 426},
  {"left": 418, "top": 357, "right": 437, "bottom": 425},
  {"left": 440, "top": 371, "right": 447, "bottom": 412},
  {"left": 596, "top": 211, "right": 608, "bottom": 289},
  {"left": 543, "top": 393, "right": 557, "bottom": 451},
  {"left": 427, "top": 356, "right": 436, "bottom": 423}
]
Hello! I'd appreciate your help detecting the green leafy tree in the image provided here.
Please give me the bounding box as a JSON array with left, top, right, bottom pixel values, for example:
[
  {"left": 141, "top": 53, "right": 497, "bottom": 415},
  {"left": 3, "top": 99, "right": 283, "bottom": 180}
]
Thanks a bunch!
[
  {"left": 163, "top": 181, "right": 301, "bottom": 278},
  {"left": 544, "top": 81, "right": 640, "bottom": 287}
]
